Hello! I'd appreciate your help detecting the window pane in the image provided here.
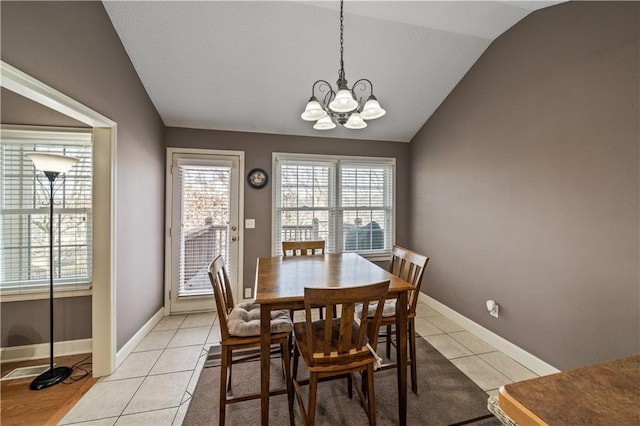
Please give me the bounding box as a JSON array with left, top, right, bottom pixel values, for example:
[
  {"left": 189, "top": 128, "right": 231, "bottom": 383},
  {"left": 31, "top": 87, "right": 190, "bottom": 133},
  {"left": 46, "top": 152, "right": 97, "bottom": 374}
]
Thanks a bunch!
[{"left": 342, "top": 210, "right": 387, "bottom": 252}]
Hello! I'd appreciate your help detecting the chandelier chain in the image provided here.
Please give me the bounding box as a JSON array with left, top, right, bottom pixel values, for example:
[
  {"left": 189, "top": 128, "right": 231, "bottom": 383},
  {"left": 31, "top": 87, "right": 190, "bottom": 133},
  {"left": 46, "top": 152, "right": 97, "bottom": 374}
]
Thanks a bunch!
[{"left": 339, "top": 0, "right": 344, "bottom": 83}]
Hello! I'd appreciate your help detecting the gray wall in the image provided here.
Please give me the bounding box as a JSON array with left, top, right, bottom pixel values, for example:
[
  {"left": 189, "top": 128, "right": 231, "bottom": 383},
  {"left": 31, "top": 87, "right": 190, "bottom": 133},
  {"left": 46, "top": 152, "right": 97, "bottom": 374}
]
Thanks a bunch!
[
  {"left": 1, "top": 1, "right": 166, "bottom": 350},
  {"left": 1, "top": 88, "right": 88, "bottom": 127},
  {"left": 409, "top": 1, "right": 639, "bottom": 370},
  {"left": 166, "top": 127, "right": 410, "bottom": 293}
]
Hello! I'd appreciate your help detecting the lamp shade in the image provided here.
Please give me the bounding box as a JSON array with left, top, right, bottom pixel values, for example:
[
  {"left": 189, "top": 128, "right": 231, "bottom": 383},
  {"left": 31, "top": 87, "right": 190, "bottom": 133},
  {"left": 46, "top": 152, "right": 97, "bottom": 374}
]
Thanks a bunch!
[
  {"left": 360, "top": 95, "right": 386, "bottom": 120},
  {"left": 301, "top": 97, "right": 328, "bottom": 121},
  {"left": 344, "top": 112, "right": 367, "bottom": 129},
  {"left": 25, "top": 152, "right": 79, "bottom": 174},
  {"left": 329, "top": 89, "right": 358, "bottom": 113},
  {"left": 313, "top": 116, "right": 337, "bottom": 130}
]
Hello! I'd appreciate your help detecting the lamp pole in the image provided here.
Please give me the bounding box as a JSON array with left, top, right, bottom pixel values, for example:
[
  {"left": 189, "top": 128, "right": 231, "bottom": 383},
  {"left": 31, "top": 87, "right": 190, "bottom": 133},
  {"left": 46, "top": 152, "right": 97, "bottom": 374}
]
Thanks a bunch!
[{"left": 25, "top": 153, "right": 78, "bottom": 390}]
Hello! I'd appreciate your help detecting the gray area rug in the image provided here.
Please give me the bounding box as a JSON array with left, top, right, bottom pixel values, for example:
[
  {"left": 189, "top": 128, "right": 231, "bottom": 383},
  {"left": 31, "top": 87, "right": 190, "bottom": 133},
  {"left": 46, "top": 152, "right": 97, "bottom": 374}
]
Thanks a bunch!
[{"left": 184, "top": 336, "right": 499, "bottom": 425}]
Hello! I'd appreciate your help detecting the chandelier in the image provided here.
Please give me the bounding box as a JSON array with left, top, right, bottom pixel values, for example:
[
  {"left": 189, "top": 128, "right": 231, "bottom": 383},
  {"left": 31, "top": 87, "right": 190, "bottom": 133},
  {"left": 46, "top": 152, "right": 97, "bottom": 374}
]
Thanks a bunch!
[{"left": 300, "top": 0, "right": 385, "bottom": 130}]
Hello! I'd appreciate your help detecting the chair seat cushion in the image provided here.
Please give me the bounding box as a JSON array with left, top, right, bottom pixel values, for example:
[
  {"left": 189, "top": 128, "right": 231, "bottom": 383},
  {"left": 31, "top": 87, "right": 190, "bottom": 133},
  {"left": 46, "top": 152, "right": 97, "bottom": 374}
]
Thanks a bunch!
[
  {"left": 355, "top": 300, "right": 397, "bottom": 318},
  {"left": 227, "top": 302, "right": 293, "bottom": 337}
]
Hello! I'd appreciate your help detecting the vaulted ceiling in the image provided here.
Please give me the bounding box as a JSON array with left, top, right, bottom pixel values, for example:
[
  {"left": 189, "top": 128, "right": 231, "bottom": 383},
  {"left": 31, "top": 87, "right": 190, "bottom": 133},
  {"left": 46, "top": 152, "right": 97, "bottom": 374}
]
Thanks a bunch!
[{"left": 103, "top": 1, "right": 562, "bottom": 143}]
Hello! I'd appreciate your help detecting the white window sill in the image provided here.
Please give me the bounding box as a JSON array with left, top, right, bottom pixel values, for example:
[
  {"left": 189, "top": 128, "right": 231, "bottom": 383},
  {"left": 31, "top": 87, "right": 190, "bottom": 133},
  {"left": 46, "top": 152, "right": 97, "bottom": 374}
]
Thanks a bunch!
[
  {"left": 356, "top": 251, "right": 391, "bottom": 263},
  {"left": 0, "top": 288, "right": 92, "bottom": 302}
]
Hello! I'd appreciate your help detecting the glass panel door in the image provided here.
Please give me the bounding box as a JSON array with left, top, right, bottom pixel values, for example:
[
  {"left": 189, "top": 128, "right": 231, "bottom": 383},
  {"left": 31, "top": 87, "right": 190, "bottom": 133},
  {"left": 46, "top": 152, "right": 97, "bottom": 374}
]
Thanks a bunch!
[{"left": 167, "top": 151, "right": 240, "bottom": 313}]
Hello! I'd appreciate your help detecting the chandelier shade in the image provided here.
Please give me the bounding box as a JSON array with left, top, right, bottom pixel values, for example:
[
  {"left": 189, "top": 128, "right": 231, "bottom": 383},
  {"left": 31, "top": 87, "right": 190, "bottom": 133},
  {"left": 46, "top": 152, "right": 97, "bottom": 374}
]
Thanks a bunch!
[
  {"left": 329, "top": 89, "right": 359, "bottom": 113},
  {"left": 313, "top": 115, "right": 337, "bottom": 130},
  {"left": 344, "top": 112, "right": 367, "bottom": 129},
  {"left": 301, "top": 0, "right": 385, "bottom": 130},
  {"left": 301, "top": 97, "right": 328, "bottom": 121},
  {"left": 360, "top": 95, "right": 386, "bottom": 120}
]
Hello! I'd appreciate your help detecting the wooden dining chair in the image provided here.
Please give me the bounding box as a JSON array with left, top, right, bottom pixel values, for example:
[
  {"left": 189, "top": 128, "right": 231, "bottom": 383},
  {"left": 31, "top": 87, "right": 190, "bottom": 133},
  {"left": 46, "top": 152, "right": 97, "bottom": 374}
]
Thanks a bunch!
[
  {"left": 282, "top": 240, "right": 326, "bottom": 257},
  {"left": 282, "top": 240, "right": 330, "bottom": 320},
  {"left": 382, "top": 246, "right": 429, "bottom": 393},
  {"left": 292, "top": 280, "right": 390, "bottom": 426},
  {"left": 358, "top": 245, "right": 429, "bottom": 394},
  {"left": 208, "top": 255, "right": 295, "bottom": 426}
]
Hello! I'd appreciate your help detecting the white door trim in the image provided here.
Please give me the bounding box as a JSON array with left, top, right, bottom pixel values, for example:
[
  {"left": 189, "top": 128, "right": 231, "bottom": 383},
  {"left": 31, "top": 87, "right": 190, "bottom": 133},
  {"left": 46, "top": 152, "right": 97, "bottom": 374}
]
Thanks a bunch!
[
  {"left": 1, "top": 60, "right": 117, "bottom": 377},
  {"left": 164, "top": 147, "right": 245, "bottom": 314}
]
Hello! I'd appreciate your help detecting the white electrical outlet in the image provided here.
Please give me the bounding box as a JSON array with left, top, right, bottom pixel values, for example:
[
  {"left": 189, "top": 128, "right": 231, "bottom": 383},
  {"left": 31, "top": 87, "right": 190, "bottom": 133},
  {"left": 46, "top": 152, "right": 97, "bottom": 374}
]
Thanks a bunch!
[
  {"left": 244, "top": 288, "right": 252, "bottom": 299},
  {"left": 486, "top": 300, "right": 500, "bottom": 318}
]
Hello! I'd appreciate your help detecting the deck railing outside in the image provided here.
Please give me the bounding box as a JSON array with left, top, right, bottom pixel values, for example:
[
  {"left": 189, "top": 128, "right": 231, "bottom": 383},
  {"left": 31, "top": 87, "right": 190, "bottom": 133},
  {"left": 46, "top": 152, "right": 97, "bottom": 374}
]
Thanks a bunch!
[{"left": 183, "top": 223, "right": 227, "bottom": 294}]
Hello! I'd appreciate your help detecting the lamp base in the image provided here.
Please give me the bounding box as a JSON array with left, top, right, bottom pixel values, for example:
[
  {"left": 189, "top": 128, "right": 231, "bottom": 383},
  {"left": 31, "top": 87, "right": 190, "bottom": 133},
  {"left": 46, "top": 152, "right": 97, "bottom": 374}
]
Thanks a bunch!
[{"left": 29, "top": 366, "right": 72, "bottom": 390}]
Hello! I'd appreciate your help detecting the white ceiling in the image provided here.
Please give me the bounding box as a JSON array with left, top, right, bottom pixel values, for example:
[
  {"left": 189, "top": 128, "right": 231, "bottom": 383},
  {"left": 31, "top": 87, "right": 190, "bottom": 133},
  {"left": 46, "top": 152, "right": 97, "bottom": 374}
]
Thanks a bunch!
[{"left": 103, "top": 1, "right": 562, "bottom": 143}]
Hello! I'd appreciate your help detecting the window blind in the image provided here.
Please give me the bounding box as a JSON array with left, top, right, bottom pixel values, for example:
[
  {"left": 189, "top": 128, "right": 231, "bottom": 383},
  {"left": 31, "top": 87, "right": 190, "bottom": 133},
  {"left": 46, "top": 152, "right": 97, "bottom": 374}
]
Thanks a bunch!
[
  {"left": 0, "top": 127, "right": 93, "bottom": 294},
  {"left": 339, "top": 162, "right": 394, "bottom": 254}
]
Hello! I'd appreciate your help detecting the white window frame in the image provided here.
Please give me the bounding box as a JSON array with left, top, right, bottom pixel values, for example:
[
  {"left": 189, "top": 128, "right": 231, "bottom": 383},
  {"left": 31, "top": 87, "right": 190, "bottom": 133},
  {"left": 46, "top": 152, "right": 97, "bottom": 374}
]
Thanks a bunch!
[
  {"left": 272, "top": 152, "right": 395, "bottom": 261},
  {"left": 0, "top": 125, "right": 93, "bottom": 298}
]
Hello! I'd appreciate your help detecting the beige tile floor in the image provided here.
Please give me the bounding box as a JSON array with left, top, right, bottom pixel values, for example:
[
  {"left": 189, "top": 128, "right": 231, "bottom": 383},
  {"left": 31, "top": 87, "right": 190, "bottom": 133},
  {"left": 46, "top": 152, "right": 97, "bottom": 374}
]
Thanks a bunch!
[{"left": 59, "top": 302, "right": 537, "bottom": 425}]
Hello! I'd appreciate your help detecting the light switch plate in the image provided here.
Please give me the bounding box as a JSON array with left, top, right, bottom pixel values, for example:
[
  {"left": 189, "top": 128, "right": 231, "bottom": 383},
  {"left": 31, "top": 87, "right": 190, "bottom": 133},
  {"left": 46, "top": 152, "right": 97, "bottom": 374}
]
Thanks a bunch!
[
  {"left": 245, "top": 219, "right": 255, "bottom": 229},
  {"left": 244, "top": 288, "right": 252, "bottom": 299}
]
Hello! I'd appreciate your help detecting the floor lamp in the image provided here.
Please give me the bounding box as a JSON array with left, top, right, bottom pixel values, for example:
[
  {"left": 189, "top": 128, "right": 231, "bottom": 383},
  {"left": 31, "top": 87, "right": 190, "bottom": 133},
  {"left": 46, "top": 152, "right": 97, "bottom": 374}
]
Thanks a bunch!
[{"left": 25, "top": 152, "right": 79, "bottom": 391}]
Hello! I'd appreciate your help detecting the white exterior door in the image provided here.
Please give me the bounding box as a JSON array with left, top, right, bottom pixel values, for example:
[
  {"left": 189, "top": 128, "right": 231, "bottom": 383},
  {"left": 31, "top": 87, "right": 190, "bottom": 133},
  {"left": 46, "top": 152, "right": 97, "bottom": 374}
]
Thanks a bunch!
[{"left": 166, "top": 149, "right": 243, "bottom": 314}]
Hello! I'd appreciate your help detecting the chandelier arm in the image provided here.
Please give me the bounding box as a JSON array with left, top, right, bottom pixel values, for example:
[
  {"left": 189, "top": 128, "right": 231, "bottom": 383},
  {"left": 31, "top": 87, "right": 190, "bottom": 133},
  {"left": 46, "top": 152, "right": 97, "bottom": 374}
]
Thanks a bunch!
[
  {"left": 350, "top": 78, "right": 372, "bottom": 107},
  {"left": 311, "top": 80, "right": 335, "bottom": 110},
  {"left": 352, "top": 78, "right": 373, "bottom": 95}
]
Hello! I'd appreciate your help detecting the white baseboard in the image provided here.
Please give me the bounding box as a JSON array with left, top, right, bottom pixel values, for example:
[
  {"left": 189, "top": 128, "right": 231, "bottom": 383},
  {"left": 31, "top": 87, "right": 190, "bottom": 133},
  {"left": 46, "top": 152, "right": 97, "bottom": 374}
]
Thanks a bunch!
[
  {"left": 0, "top": 338, "right": 92, "bottom": 364},
  {"left": 115, "top": 308, "right": 164, "bottom": 368},
  {"left": 420, "top": 293, "right": 560, "bottom": 376}
]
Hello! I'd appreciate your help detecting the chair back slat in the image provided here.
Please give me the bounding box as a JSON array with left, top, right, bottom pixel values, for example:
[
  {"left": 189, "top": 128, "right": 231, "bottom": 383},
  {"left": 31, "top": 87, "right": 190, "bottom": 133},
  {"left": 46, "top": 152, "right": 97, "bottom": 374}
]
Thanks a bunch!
[
  {"left": 388, "top": 246, "right": 429, "bottom": 315},
  {"left": 303, "top": 281, "right": 389, "bottom": 366},
  {"left": 282, "top": 240, "right": 325, "bottom": 257},
  {"left": 208, "top": 255, "right": 233, "bottom": 340}
]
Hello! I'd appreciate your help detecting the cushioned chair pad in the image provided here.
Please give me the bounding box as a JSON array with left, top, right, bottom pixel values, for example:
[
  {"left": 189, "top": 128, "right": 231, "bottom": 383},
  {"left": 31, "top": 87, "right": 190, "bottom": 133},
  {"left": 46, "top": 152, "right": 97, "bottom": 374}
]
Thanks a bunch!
[
  {"left": 356, "top": 300, "right": 397, "bottom": 318},
  {"left": 227, "top": 302, "right": 293, "bottom": 337}
]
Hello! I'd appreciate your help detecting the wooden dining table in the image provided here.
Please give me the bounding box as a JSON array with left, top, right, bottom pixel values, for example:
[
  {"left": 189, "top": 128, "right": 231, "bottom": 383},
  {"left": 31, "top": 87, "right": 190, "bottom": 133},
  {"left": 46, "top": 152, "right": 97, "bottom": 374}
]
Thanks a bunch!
[{"left": 254, "top": 253, "right": 415, "bottom": 425}]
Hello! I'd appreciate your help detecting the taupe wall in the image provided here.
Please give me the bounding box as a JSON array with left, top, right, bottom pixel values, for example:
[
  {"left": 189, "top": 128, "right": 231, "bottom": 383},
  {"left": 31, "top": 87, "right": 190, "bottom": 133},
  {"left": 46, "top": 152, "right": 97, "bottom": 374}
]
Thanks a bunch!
[
  {"left": 409, "top": 1, "right": 639, "bottom": 370},
  {"left": 1, "top": 88, "right": 88, "bottom": 127},
  {"left": 166, "top": 128, "right": 410, "bottom": 293},
  {"left": 1, "top": 1, "right": 166, "bottom": 350}
]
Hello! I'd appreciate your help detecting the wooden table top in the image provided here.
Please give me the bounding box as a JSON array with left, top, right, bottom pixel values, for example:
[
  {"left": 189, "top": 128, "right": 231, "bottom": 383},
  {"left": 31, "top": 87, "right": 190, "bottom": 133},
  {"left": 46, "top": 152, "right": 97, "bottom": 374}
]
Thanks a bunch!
[
  {"left": 499, "top": 354, "right": 640, "bottom": 426},
  {"left": 254, "top": 253, "right": 415, "bottom": 305}
]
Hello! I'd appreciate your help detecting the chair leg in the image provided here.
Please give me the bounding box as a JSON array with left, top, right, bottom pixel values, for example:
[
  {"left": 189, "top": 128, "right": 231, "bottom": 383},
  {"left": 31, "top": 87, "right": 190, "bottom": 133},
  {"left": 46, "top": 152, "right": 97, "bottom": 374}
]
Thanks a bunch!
[
  {"left": 319, "top": 307, "right": 324, "bottom": 320},
  {"left": 385, "top": 324, "right": 392, "bottom": 359},
  {"left": 307, "top": 373, "right": 319, "bottom": 426},
  {"left": 219, "top": 347, "right": 229, "bottom": 426},
  {"left": 281, "top": 341, "right": 295, "bottom": 426},
  {"left": 292, "top": 345, "right": 299, "bottom": 381},
  {"left": 366, "top": 365, "right": 377, "bottom": 426},
  {"left": 347, "top": 373, "right": 353, "bottom": 399},
  {"left": 409, "top": 318, "right": 418, "bottom": 394},
  {"left": 227, "top": 354, "right": 233, "bottom": 391},
  {"left": 360, "top": 370, "right": 369, "bottom": 408}
]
